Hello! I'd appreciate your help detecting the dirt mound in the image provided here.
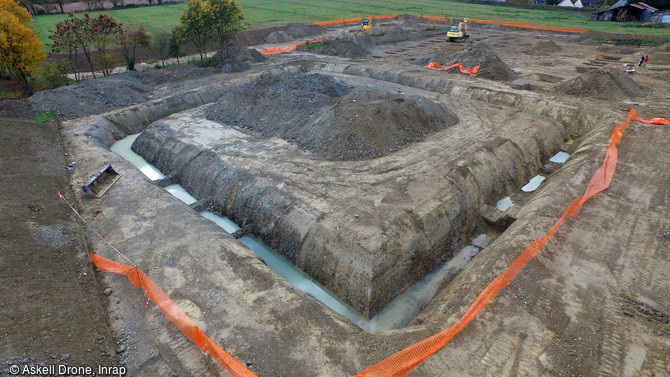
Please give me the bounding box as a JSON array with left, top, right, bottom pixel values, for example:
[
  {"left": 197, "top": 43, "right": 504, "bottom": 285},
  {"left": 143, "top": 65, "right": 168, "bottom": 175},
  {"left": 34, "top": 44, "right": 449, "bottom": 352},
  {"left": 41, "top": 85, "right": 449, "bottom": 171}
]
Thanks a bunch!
[
  {"left": 30, "top": 76, "right": 149, "bottom": 119},
  {"left": 648, "top": 51, "right": 670, "bottom": 65},
  {"left": 265, "top": 31, "right": 292, "bottom": 44},
  {"left": 440, "top": 45, "right": 518, "bottom": 81},
  {"left": 29, "top": 65, "right": 218, "bottom": 119},
  {"left": 554, "top": 68, "right": 646, "bottom": 100},
  {"left": 530, "top": 39, "right": 561, "bottom": 52},
  {"left": 215, "top": 44, "right": 267, "bottom": 72},
  {"left": 284, "top": 22, "right": 325, "bottom": 38},
  {"left": 205, "top": 72, "right": 458, "bottom": 160},
  {"left": 321, "top": 37, "right": 371, "bottom": 58},
  {"left": 655, "top": 43, "right": 670, "bottom": 52},
  {"left": 400, "top": 19, "right": 424, "bottom": 32}
]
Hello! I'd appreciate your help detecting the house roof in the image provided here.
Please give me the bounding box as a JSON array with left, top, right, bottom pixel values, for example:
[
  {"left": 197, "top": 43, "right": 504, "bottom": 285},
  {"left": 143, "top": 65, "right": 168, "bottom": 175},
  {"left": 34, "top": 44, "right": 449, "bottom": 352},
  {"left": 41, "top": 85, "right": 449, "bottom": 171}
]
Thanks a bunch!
[
  {"left": 611, "top": 0, "right": 628, "bottom": 9},
  {"left": 629, "top": 2, "right": 658, "bottom": 11}
]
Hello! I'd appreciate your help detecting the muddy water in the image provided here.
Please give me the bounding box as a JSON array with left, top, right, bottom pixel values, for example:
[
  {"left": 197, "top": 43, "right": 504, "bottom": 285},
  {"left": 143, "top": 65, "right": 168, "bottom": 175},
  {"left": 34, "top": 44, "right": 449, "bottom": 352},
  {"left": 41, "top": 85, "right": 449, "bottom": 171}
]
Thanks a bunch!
[
  {"left": 109, "top": 134, "right": 165, "bottom": 181},
  {"left": 111, "top": 133, "right": 486, "bottom": 333}
]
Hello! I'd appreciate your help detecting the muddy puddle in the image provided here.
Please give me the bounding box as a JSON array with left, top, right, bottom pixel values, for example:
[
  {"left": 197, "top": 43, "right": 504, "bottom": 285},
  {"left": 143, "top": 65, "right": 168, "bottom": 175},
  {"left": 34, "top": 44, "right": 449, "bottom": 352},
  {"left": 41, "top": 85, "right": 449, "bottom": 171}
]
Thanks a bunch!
[{"left": 111, "top": 133, "right": 491, "bottom": 333}]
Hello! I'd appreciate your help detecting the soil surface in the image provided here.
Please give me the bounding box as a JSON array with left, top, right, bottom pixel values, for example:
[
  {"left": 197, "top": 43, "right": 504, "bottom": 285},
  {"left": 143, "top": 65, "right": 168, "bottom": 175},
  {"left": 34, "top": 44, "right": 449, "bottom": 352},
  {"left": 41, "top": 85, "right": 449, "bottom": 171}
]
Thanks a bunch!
[
  {"left": 2, "top": 18, "right": 670, "bottom": 377},
  {"left": 205, "top": 71, "right": 458, "bottom": 160},
  {"left": 0, "top": 119, "right": 120, "bottom": 376}
]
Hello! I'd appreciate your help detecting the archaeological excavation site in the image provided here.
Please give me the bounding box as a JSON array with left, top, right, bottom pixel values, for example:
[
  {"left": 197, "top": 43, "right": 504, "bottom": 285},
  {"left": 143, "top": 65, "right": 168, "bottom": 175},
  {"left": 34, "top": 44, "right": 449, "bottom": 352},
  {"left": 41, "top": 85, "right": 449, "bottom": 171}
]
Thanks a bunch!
[{"left": 7, "top": 15, "right": 670, "bottom": 377}]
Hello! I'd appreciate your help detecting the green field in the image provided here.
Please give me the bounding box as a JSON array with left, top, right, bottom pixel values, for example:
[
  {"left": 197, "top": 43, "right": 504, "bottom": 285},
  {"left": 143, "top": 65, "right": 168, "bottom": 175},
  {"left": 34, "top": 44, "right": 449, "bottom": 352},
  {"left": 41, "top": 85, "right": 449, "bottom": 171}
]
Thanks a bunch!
[{"left": 32, "top": 0, "right": 670, "bottom": 47}]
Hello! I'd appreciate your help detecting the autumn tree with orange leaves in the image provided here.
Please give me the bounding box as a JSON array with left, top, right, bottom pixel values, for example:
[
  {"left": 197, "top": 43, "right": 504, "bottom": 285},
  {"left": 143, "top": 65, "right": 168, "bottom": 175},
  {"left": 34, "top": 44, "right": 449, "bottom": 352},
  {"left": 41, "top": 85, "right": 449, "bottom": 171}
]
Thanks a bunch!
[{"left": 0, "top": 0, "right": 45, "bottom": 93}]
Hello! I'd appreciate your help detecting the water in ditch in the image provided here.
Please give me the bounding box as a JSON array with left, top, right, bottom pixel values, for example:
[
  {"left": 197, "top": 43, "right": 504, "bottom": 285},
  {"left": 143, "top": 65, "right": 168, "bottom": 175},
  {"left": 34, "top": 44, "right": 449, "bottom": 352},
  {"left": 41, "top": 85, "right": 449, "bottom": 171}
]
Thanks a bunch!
[
  {"left": 109, "top": 133, "right": 165, "bottom": 181},
  {"left": 111, "top": 133, "right": 485, "bottom": 333}
]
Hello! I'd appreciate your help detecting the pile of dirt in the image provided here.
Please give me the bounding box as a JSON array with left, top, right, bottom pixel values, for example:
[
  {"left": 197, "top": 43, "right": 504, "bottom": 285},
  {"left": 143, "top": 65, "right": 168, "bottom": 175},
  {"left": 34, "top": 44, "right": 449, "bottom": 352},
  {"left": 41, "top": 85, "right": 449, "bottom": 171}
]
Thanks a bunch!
[
  {"left": 205, "top": 72, "right": 458, "bottom": 160},
  {"left": 29, "top": 65, "right": 218, "bottom": 119},
  {"left": 530, "top": 39, "right": 562, "bottom": 52},
  {"left": 554, "top": 68, "right": 646, "bottom": 100},
  {"left": 437, "top": 45, "right": 518, "bottom": 81},
  {"left": 265, "top": 31, "right": 293, "bottom": 44},
  {"left": 284, "top": 23, "right": 325, "bottom": 38},
  {"left": 320, "top": 37, "right": 371, "bottom": 58},
  {"left": 215, "top": 44, "right": 268, "bottom": 73},
  {"left": 648, "top": 51, "right": 670, "bottom": 65}
]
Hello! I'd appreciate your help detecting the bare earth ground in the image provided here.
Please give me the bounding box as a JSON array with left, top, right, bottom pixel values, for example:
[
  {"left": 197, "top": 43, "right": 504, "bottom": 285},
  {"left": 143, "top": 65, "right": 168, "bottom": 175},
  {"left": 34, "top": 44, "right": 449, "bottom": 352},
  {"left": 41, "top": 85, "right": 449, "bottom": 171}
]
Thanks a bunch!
[
  {"left": 0, "top": 119, "right": 119, "bottom": 376},
  {"left": 2, "top": 18, "right": 670, "bottom": 377}
]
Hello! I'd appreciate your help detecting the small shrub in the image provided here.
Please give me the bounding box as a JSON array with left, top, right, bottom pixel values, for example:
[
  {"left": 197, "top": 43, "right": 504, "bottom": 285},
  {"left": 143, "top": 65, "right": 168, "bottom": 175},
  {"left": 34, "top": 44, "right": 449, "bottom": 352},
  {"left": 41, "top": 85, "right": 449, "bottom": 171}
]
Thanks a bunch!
[
  {"left": 33, "top": 60, "right": 70, "bottom": 91},
  {"left": 34, "top": 112, "right": 56, "bottom": 122},
  {"left": 191, "top": 55, "right": 223, "bottom": 68},
  {"left": 0, "top": 90, "right": 22, "bottom": 99}
]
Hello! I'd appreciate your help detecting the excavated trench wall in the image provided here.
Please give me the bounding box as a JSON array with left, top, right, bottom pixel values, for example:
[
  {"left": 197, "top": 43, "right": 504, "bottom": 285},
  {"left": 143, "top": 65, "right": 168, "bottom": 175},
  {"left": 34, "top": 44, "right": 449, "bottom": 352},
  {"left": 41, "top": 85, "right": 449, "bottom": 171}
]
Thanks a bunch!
[
  {"left": 128, "top": 103, "right": 567, "bottom": 319},
  {"left": 86, "top": 66, "right": 617, "bottom": 319}
]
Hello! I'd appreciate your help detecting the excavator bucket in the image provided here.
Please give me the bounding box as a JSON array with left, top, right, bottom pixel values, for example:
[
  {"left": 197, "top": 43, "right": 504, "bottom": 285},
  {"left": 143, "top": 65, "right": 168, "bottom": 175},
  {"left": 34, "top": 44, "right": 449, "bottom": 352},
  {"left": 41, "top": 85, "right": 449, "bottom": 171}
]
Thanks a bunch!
[{"left": 81, "top": 164, "right": 121, "bottom": 198}]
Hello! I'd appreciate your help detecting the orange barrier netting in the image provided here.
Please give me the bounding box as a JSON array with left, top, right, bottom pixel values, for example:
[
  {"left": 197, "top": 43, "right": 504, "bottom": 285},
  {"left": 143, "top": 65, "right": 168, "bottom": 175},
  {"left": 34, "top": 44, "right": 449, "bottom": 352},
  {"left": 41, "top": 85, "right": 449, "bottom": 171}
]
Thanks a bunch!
[
  {"left": 313, "top": 14, "right": 397, "bottom": 26},
  {"left": 63, "top": 110, "right": 667, "bottom": 377},
  {"left": 418, "top": 15, "right": 587, "bottom": 33},
  {"left": 89, "top": 253, "right": 258, "bottom": 377},
  {"left": 353, "top": 108, "right": 669, "bottom": 377},
  {"left": 260, "top": 39, "right": 322, "bottom": 55},
  {"left": 424, "top": 61, "right": 480, "bottom": 76},
  {"left": 262, "top": 14, "right": 585, "bottom": 56},
  {"left": 417, "top": 15, "right": 589, "bottom": 33}
]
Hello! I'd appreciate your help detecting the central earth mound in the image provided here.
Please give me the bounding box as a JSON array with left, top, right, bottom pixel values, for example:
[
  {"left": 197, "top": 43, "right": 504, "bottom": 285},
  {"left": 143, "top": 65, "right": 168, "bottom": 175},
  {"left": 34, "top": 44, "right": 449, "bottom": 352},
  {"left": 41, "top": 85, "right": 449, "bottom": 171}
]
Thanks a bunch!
[
  {"left": 205, "top": 72, "right": 458, "bottom": 160},
  {"left": 554, "top": 68, "right": 646, "bottom": 100},
  {"left": 439, "top": 45, "right": 519, "bottom": 81}
]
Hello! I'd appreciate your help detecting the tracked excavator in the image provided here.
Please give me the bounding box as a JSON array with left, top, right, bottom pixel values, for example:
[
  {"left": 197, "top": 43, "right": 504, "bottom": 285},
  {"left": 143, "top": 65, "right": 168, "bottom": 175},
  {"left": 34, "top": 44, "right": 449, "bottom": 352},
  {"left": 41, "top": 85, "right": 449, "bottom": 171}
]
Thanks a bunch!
[
  {"left": 362, "top": 18, "right": 371, "bottom": 31},
  {"left": 447, "top": 18, "right": 469, "bottom": 42}
]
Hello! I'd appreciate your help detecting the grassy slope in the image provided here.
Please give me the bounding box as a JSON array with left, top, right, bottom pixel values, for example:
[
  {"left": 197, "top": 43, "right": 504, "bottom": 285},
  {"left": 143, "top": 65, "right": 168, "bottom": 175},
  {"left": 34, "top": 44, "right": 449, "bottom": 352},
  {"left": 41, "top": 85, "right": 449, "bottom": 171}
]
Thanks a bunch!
[{"left": 32, "top": 0, "right": 670, "bottom": 46}]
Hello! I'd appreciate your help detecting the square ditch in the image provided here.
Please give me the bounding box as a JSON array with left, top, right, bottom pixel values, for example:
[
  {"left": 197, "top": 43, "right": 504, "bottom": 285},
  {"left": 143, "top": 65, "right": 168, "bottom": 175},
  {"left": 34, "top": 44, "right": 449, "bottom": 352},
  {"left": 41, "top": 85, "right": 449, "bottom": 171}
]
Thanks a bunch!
[{"left": 119, "top": 70, "right": 567, "bottom": 321}]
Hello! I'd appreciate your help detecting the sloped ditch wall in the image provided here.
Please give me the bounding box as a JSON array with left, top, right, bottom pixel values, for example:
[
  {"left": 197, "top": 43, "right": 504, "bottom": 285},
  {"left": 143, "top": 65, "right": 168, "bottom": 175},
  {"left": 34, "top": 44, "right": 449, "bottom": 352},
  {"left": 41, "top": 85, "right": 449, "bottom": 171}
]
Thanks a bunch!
[{"left": 129, "top": 95, "right": 569, "bottom": 319}]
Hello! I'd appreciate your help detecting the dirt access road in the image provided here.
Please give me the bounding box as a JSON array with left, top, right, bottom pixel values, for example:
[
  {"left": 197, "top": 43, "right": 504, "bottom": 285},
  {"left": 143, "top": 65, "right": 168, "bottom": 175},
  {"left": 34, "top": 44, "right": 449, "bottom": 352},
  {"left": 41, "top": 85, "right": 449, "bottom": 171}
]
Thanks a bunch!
[{"left": 2, "top": 16, "right": 670, "bottom": 377}]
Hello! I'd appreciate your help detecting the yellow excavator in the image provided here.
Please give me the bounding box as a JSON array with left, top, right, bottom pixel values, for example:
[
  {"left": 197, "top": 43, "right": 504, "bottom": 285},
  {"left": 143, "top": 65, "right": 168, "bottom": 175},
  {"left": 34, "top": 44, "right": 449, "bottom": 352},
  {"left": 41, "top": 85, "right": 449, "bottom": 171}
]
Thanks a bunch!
[
  {"left": 447, "top": 18, "right": 469, "bottom": 42},
  {"left": 362, "top": 18, "right": 371, "bottom": 31}
]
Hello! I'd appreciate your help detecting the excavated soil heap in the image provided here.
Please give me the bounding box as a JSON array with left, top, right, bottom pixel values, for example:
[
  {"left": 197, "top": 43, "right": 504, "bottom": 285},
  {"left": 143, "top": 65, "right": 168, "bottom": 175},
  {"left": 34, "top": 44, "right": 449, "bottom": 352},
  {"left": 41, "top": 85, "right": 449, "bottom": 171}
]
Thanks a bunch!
[
  {"left": 555, "top": 68, "right": 646, "bottom": 100},
  {"left": 205, "top": 72, "right": 458, "bottom": 160},
  {"left": 30, "top": 66, "right": 218, "bottom": 119},
  {"left": 530, "top": 39, "right": 562, "bottom": 52},
  {"left": 438, "top": 45, "right": 518, "bottom": 81},
  {"left": 648, "top": 51, "right": 670, "bottom": 65},
  {"left": 320, "top": 37, "right": 371, "bottom": 58},
  {"left": 215, "top": 44, "right": 268, "bottom": 72}
]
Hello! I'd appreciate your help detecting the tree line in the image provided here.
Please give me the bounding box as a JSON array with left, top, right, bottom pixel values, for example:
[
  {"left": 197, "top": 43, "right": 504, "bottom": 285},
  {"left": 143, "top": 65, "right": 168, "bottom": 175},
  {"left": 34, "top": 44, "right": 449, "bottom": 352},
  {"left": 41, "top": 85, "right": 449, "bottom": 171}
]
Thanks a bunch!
[
  {"left": 1, "top": 0, "right": 246, "bottom": 94},
  {"left": 18, "top": 0, "right": 177, "bottom": 15}
]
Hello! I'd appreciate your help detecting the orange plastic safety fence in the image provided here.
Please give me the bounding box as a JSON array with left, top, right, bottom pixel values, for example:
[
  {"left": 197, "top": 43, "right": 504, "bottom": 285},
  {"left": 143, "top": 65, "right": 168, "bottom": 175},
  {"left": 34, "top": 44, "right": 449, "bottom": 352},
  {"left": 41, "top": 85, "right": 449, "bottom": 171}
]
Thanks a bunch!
[
  {"left": 262, "top": 14, "right": 585, "bottom": 57},
  {"left": 354, "top": 108, "right": 669, "bottom": 377},
  {"left": 313, "top": 14, "right": 397, "bottom": 26},
  {"left": 89, "top": 253, "right": 258, "bottom": 377},
  {"left": 418, "top": 15, "right": 588, "bottom": 33},
  {"left": 260, "top": 39, "right": 324, "bottom": 55},
  {"left": 424, "top": 62, "right": 480, "bottom": 76}
]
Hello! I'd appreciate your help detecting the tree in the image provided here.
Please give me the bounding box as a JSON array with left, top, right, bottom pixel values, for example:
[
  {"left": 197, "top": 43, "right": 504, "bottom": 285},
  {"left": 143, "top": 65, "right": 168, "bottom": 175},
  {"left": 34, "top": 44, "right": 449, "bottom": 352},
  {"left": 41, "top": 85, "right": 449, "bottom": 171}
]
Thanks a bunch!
[
  {"left": 48, "top": 0, "right": 68, "bottom": 13},
  {"left": 207, "top": 0, "right": 246, "bottom": 54},
  {"left": 177, "top": 0, "right": 211, "bottom": 60},
  {"left": 168, "top": 27, "right": 184, "bottom": 65},
  {"left": 150, "top": 30, "right": 171, "bottom": 67},
  {"left": 119, "top": 24, "right": 150, "bottom": 71},
  {"left": 177, "top": 0, "right": 247, "bottom": 61},
  {"left": 65, "top": 14, "right": 97, "bottom": 78},
  {"left": 0, "top": 0, "right": 45, "bottom": 93},
  {"left": 90, "top": 14, "right": 121, "bottom": 77},
  {"left": 49, "top": 14, "right": 83, "bottom": 82}
]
